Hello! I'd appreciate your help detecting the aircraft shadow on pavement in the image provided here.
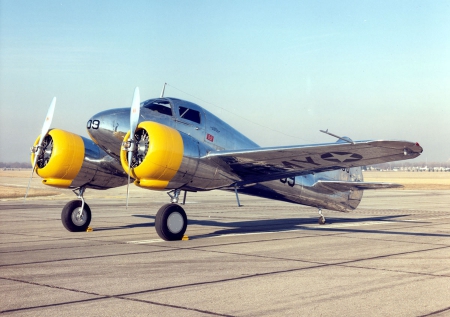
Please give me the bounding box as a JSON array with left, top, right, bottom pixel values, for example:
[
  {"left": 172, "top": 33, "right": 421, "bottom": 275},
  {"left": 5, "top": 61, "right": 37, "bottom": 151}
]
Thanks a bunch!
[
  {"left": 93, "top": 214, "right": 450, "bottom": 240},
  {"left": 184, "top": 215, "right": 450, "bottom": 239}
]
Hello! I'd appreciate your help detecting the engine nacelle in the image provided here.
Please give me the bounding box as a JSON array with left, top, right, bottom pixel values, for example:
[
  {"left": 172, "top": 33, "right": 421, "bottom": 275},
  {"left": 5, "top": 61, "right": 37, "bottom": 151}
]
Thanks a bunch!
[
  {"left": 32, "top": 129, "right": 128, "bottom": 189},
  {"left": 120, "top": 122, "right": 186, "bottom": 190},
  {"left": 31, "top": 129, "right": 85, "bottom": 188}
]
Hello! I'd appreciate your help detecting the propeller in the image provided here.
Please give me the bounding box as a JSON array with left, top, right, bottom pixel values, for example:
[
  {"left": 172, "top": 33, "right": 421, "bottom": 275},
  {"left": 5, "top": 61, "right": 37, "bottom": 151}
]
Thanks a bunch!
[
  {"left": 25, "top": 97, "right": 56, "bottom": 200},
  {"left": 125, "top": 87, "right": 141, "bottom": 208}
]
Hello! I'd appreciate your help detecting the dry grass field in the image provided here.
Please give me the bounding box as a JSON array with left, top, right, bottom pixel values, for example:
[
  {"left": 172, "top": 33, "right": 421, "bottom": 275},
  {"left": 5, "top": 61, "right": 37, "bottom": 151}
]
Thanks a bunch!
[
  {"left": 0, "top": 170, "right": 64, "bottom": 199},
  {"left": 1, "top": 169, "right": 449, "bottom": 199},
  {"left": 363, "top": 171, "right": 450, "bottom": 190}
]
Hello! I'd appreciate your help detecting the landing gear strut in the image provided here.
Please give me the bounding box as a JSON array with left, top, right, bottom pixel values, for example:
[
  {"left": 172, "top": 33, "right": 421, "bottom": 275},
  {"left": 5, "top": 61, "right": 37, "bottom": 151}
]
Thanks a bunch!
[
  {"left": 154, "top": 189, "right": 188, "bottom": 241},
  {"left": 318, "top": 208, "right": 326, "bottom": 225},
  {"left": 61, "top": 187, "right": 91, "bottom": 232}
]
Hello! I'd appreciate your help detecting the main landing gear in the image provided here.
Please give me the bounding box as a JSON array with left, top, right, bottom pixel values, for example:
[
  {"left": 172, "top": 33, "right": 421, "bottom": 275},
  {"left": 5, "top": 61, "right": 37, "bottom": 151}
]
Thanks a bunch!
[
  {"left": 59, "top": 187, "right": 188, "bottom": 241},
  {"left": 155, "top": 189, "right": 188, "bottom": 241},
  {"left": 61, "top": 187, "right": 92, "bottom": 232},
  {"left": 318, "top": 208, "right": 326, "bottom": 225}
]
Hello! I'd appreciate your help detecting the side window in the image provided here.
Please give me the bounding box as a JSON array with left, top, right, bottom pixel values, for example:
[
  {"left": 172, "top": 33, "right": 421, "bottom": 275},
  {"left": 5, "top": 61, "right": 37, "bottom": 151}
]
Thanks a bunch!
[
  {"left": 179, "top": 106, "right": 201, "bottom": 124},
  {"left": 143, "top": 100, "right": 173, "bottom": 116}
]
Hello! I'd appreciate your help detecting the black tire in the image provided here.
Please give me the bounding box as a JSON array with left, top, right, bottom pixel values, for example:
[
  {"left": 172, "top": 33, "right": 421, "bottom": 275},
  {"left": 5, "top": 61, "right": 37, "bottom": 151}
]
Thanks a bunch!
[
  {"left": 318, "top": 216, "right": 326, "bottom": 225},
  {"left": 155, "top": 204, "right": 187, "bottom": 241},
  {"left": 61, "top": 200, "right": 92, "bottom": 232}
]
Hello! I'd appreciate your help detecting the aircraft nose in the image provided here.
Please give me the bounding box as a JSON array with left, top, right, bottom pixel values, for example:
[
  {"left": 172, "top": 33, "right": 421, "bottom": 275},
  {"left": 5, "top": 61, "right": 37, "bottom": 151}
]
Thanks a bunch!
[{"left": 87, "top": 108, "right": 130, "bottom": 157}]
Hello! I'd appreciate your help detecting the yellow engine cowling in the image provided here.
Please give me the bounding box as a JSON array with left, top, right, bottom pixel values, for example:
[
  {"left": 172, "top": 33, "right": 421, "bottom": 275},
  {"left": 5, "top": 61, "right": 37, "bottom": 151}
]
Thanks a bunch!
[
  {"left": 120, "top": 121, "right": 184, "bottom": 190},
  {"left": 31, "top": 129, "right": 85, "bottom": 188}
]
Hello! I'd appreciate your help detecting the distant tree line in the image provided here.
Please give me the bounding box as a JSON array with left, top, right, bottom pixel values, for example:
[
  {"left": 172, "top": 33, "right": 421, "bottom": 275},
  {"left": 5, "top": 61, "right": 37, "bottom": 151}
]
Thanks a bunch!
[
  {"left": 371, "top": 161, "right": 450, "bottom": 169},
  {"left": 0, "top": 162, "right": 32, "bottom": 168},
  {"left": 365, "top": 161, "right": 450, "bottom": 172}
]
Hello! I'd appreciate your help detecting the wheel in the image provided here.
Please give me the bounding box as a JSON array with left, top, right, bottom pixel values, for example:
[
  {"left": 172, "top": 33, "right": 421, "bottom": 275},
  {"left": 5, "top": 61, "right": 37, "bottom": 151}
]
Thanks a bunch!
[
  {"left": 61, "top": 200, "right": 91, "bottom": 232},
  {"left": 318, "top": 216, "right": 326, "bottom": 225},
  {"left": 155, "top": 204, "right": 187, "bottom": 241}
]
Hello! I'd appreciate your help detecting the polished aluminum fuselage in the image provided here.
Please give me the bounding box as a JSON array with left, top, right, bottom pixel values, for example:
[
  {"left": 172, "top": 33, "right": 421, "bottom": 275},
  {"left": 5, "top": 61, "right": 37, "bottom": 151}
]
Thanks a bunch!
[{"left": 87, "top": 97, "right": 363, "bottom": 212}]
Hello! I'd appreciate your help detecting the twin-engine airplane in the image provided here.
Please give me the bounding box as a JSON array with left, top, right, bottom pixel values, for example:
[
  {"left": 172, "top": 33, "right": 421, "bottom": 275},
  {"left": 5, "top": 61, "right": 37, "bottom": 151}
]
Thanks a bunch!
[{"left": 26, "top": 87, "right": 423, "bottom": 240}]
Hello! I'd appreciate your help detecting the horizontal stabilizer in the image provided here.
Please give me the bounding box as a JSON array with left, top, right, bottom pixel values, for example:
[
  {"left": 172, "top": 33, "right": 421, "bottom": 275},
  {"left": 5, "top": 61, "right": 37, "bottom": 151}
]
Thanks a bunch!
[{"left": 311, "top": 180, "right": 403, "bottom": 194}]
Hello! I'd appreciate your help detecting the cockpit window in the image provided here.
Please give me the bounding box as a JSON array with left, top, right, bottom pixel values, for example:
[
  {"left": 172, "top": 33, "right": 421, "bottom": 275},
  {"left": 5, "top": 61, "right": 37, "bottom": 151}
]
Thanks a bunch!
[
  {"left": 142, "top": 100, "right": 172, "bottom": 116},
  {"left": 179, "top": 106, "right": 201, "bottom": 124}
]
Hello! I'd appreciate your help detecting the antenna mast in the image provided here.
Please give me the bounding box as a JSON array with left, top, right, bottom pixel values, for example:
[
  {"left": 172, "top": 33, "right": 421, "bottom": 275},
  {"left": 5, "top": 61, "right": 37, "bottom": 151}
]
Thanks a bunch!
[{"left": 160, "top": 82, "right": 167, "bottom": 98}]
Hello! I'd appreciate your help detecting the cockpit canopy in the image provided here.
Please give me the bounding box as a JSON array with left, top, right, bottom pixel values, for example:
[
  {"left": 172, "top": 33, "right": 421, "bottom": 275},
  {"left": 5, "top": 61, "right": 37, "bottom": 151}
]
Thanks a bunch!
[
  {"left": 142, "top": 99, "right": 172, "bottom": 116},
  {"left": 141, "top": 98, "right": 202, "bottom": 124}
]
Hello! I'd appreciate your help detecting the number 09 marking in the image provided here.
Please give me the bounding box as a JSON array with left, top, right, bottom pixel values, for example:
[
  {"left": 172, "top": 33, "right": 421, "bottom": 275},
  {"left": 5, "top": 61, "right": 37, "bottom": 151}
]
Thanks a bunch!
[
  {"left": 280, "top": 177, "right": 295, "bottom": 187},
  {"left": 87, "top": 120, "right": 100, "bottom": 129}
]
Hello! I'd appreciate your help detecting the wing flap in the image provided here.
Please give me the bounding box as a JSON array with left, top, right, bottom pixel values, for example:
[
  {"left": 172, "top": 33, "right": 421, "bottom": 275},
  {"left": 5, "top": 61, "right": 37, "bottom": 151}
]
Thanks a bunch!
[{"left": 311, "top": 180, "right": 403, "bottom": 194}]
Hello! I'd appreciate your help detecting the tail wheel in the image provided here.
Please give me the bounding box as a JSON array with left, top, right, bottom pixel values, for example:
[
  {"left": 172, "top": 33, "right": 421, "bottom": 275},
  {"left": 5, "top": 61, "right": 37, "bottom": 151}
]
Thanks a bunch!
[
  {"left": 61, "top": 200, "right": 91, "bottom": 232},
  {"left": 155, "top": 204, "right": 187, "bottom": 241}
]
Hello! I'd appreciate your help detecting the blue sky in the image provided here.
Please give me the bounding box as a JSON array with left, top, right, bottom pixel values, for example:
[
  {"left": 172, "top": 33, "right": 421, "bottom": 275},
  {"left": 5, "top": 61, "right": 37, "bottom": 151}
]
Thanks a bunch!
[{"left": 1, "top": 0, "right": 449, "bottom": 162}]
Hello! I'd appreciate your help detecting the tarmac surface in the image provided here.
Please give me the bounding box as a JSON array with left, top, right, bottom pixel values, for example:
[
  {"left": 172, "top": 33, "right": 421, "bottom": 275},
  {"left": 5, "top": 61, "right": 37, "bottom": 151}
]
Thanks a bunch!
[{"left": 1, "top": 187, "right": 450, "bottom": 316}]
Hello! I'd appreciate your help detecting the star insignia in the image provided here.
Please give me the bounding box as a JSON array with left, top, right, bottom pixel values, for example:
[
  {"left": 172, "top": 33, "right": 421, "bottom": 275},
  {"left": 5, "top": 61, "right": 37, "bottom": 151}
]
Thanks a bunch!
[{"left": 321, "top": 152, "right": 362, "bottom": 163}]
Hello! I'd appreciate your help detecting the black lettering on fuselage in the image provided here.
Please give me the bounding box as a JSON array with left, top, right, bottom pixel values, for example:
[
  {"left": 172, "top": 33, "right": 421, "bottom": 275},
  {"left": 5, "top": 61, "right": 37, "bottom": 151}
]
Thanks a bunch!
[
  {"left": 280, "top": 177, "right": 295, "bottom": 187},
  {"left": 87, "top": 120, "right": 100, "bottom": 129},
  {"left": 287, "top": 177, "right": 295, "bottom": 187}
]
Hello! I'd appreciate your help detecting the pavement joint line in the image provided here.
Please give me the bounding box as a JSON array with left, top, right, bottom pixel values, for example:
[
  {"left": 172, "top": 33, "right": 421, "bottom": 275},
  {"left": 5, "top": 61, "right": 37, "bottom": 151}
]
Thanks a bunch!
[
  {"left": 0, "top": 276, "right": 235, "bottom": 317},
  {"left": 418, "top": 305, "right": 450, "bottom": 317},
  {"left": 0, "top": 248, "right": 179, "bottom": 268},
  {"left": 113, "top": 296, "right": 235, "bottom": 317},
  {"left": 335, "top": 262, "right": 450, "bottom": 278},
  {"left": 141, "top": 237, "right": 450, "bottom": 280},
  {"left": 133, "top": 216, "right": 450, "bottom": 250},
  {"left": 1, "top": 297, "right": 108, "bottom": 314},
  {"left": 110, "top": 245, "right": 450, "bottom": 299},
  {"left": 178, "top": 243, "right": 450, "bottom": 279},
  {"left": 5, "top": 220, "right": 446, "bottom": 267},
  {"left": 2, "top": 244, "right": 450, "bottom": 312},
  {"left": 323, "top": 232, "right": 450, "bottom": 247},
  {"left": 0, "top": 242, "right": 121, "bottom": 254}
]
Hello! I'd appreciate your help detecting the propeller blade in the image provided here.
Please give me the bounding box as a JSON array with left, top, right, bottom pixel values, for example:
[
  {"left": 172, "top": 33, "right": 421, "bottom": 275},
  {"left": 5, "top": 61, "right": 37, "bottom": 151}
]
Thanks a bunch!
[
  {"left": 126, "top": 87, "right": 140, "bottom": 209},
  {"left": 126, "top": 151, "right": 132, "bottom": 208},
  {"left": 130, "top": 87, "right": 140, "bottom": 138},
  {"left": 41, "top": 97, "right": 56, "bottom": 142},
  {"left": 25, "top": 97, "right": 56, "bottom": 200}
]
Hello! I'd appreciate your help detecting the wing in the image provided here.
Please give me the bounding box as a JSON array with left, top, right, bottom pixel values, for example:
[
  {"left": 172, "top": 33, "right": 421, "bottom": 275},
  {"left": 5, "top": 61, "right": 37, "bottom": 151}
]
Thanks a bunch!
[{"left": 203, "top": 140, "right": 422, "bottom": 184}]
